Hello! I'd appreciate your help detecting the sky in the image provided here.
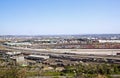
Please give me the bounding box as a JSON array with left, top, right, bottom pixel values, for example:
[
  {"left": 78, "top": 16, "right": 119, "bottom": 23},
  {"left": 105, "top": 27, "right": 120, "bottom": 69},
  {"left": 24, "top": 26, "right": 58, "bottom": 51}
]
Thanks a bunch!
[{"left": 0, "top": 0, "right": 120, "bottom": 35}]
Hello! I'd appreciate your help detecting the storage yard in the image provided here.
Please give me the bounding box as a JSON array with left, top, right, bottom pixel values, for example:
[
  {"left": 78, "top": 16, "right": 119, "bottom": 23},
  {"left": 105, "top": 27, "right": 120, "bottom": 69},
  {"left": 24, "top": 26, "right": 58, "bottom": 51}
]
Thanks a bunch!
[{"left": 1, "top": 47, "right": 120, "bottom": 66}]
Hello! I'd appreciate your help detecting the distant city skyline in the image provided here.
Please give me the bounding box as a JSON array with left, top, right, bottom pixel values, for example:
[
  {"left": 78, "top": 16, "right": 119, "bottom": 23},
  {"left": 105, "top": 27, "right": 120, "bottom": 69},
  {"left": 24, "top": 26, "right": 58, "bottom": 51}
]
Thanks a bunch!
[{"left": 0, "top": 0, "right": 120, "bottom": 35}]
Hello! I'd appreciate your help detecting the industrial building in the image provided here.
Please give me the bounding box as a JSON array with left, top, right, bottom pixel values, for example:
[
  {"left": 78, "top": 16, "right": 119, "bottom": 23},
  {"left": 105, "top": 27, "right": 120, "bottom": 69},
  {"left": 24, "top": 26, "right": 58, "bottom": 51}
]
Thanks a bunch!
[
  {"left": 6, "top": 52, "right": 22, "bottom": 56},
  {"left": 10, "top": 56, "right": 27, "bottom": 65},
  {"left": 4, "top": 42, "right": 32, "bottom": 46},
  {"left": 99, "top": 40, "right": 120, "bottom": 43}
]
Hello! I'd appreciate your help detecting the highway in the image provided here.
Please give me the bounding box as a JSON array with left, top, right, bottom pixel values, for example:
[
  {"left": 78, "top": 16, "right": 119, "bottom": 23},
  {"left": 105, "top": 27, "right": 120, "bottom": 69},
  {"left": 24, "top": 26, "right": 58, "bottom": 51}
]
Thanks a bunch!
[{"left": 6, "top": 46, "right": 120, "bottom": 55}]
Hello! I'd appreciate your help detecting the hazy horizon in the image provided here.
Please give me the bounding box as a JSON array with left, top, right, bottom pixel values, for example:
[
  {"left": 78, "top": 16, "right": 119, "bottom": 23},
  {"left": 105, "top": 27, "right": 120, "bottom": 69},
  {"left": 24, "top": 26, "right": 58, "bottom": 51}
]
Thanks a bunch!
[
  {"left": 0, "top": 33, "right": 120, "bottom": 36},
  {"left": 0, "top": 0, "right": 120, "bottom": 35}
]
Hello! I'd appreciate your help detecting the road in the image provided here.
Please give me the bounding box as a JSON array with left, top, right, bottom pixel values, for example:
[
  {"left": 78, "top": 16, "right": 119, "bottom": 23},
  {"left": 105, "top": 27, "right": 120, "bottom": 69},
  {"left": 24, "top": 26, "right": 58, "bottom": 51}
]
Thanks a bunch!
[{"left": 4, "top": 46, "right": 120, "bottom": 61}]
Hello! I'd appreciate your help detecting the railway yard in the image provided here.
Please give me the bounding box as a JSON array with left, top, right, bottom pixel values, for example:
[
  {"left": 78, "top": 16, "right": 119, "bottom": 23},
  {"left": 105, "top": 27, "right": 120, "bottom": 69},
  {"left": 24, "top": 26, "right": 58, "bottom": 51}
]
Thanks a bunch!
[{"left": 0, "top": 35, "right": 120, "bottom": 78}]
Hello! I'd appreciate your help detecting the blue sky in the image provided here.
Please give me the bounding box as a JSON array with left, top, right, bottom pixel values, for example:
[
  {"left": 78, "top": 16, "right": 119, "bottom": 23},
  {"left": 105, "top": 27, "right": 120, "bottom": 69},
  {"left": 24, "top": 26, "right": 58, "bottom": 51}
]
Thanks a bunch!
[{"left": 0, "top": 0, "right": 120, "bottom": 35}]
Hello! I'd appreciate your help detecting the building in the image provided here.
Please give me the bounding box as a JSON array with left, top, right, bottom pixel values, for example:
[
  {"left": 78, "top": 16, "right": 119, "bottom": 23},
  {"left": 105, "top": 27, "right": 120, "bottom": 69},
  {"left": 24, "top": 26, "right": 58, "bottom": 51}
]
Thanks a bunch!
[
  {"left": 10, "top": 56, "right": 27, "bottom": 66},
  {"left": 4, "top": 42, "right": 32, "bottom": 46},
  {"left": 6, "top": 52, "right": 22, "bottom": 56},
  {"left": 99, "top": 40, "right": 120, "bottom": 43}
]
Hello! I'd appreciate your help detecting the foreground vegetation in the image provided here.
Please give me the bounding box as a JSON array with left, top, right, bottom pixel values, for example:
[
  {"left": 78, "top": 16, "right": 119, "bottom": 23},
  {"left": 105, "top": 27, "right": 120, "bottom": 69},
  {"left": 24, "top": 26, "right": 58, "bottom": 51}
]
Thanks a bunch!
[
  {"left": 62, "top": 63, "right": 120, "bottom": 78},
  {"left": 0, "top": 63, "right": 120, "bottom": 78}
]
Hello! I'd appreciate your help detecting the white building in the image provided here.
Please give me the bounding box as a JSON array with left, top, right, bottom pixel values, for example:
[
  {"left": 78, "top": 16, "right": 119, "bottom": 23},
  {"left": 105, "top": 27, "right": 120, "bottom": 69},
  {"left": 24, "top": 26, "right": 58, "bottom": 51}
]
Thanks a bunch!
[
  {"left": 10, "top": 56, "right": 27, "bottom": 66},
  {"left": 99, "top": 40, "right": 120, "bottom": 43},
  {"left": 6, "top": 52, "right": 21, "bottom": 56}
]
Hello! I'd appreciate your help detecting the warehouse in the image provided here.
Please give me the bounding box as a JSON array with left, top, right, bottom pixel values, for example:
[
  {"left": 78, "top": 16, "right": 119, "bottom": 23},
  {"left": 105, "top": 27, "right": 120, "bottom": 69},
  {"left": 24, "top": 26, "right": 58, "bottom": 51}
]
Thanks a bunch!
[
  {"left": 6, "top": 52, "right": 22, "bottom": 56},
  {"left": 99, "top": 40, "right": 120, "bottom": 43}
]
